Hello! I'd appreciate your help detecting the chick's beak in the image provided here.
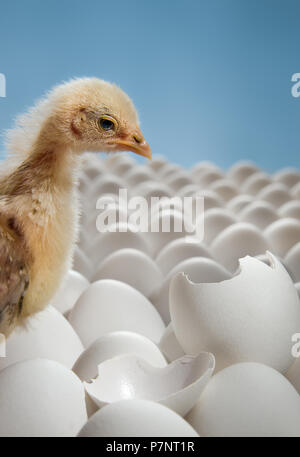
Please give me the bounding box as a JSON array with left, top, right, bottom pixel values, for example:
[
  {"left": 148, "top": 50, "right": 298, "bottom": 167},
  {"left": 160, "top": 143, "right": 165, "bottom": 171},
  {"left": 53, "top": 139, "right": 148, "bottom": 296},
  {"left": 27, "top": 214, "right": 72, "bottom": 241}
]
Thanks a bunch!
[{"left": 113, "top": 127, "right": 152, "bottom": 160}]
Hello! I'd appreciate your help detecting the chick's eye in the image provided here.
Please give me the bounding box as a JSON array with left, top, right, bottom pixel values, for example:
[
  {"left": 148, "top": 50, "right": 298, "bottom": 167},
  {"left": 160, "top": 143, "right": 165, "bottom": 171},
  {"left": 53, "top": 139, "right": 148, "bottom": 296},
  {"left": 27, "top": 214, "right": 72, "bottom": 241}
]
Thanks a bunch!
[{"left": 99, "top": 118, "right": 115, "bottom": 131}]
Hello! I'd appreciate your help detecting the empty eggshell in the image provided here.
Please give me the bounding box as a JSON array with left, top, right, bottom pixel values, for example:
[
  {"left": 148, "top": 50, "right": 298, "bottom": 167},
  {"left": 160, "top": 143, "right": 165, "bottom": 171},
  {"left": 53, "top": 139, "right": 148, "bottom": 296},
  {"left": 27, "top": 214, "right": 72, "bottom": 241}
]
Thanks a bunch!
[
  {"left": 170, "top": 252, "right": 300, "bottom": 372},
  {"left": 77, "top": 399, "right": 199, "bottom": 437},
  {"left": 159, "top": 323, "right": 185, "bottom": 362},
  {"left": 264, "top": 218, "right": 300, "bottom": 257},
  {"left": 186, "top": 362, "right": 300, "bottom": 437},
  {"left": 238, "top": 201, "right": 278, "bottom": 230},
  {"left": 211, "top": 222, "right": 269, "bottom": 273},
  {"left": 285, "top": 242, "right": 300, "bottom": 282},
  {"left": 0, "top": 306, "right": 83, "bottom": 371},
  {"left": 150, "top": 256, "right": 231, "bottom": 324},
  {"left": 52, "top": 270, "right": 89, "bottom": 315},
  {"left": 84, "top": 352, "right": 215, "bottom": 416},
  {"left": 92, "top": 248, "right": 163, "bottom": 297},
  {"left": 0, "top": 359, "right": 87, "bottom": 437},
  {"left": 73, "top": 331, "right": 167, "bottom": 381},
  {"left": 68, "top": 279, "right": 165, "bottom": 347},
  {"left": 155, "top": 237, "right": 212, "bottom": 275}
]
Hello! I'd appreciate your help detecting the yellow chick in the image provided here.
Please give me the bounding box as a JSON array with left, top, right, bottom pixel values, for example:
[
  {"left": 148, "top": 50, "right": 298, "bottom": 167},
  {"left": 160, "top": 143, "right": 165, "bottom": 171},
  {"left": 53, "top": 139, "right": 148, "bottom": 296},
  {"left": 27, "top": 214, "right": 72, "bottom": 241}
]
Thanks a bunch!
[{"left": 0, "top": 77, "right": 151, "bottom": 337}]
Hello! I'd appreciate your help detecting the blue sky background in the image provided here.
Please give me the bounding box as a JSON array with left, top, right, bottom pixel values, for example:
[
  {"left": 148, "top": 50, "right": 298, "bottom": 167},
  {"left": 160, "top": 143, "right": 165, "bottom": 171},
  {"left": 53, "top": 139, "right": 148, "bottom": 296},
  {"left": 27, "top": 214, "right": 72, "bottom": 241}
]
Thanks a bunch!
[{"left": 0, "top": 0, "right": 299, "bottom": 171}]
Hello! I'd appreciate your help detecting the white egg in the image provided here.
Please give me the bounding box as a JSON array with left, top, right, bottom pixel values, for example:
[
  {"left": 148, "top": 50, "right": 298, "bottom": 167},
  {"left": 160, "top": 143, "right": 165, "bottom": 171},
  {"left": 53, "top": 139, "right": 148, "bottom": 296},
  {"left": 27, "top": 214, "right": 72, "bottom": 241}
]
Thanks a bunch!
[
  {"left": 191, "top": 161, "right": 221, "bottom": 180},
  {"left": 285, "top": 242, "right": 300, "bottom": 282},
  {"left": 238, "top": 201, "right": 278, "bottom": 230},
  {"left": 52, "top": 270, "right": 89, "bottom": 315},
  {"left": 264, "top": 218, "right": 300, "bottom": 257},
  {"left": 273, "top": 168, "right": 300, "bottom": 188},
  {"left": 178, "top": 184, "right": 201, "bottom": 197},
  {"left": 77, "top": 399, "right": 199, "bottom": 437},
  {"left": 73, "top": 331, "right": 167, "bottom": 381},
  {"left": 147, "top": 155, "right": 168, "bottom": 172},
  {"left": 211, "top": 222, "right": 269, "bottom": 273},
  {"left": 150, "top": 257, "right": 231, "bottom": 324},
  {"left": 159, "top": 323, "right": 185, "bottom": 362},
  {"left": 186, "top": 362, "right": 300, "bottom": 437},
  {"left": 155, "top": 237, "right": 212, "bottom": 275},
  {"left": 165, "top": 171, "right": 194, "bottom": 191},
  {"left": 200, "top": 208, "right": 236, "bottom": 245},
  {"left": 227, "top": 161, "right": 259, "bottom": 186},
  {"left": 292, "top": 182, "right": 300, "bottom": 199},
  {"left": 0, "top": 306, "right": 83, "bottom": 371},
  {"left": 132, "top": 181, "right": 173, "bottom": 201},
  {"left": 197, "top": 170, "right": 224, "bottom": 188},
  {"left": 89, "top": 174, "right": 126, "bottom": 198},
  {"left": 0, "top": 359, "right": 87, "bottom": 437},
  {"left": 226, "top": 194, "right": 254, "bottom": 214},
  {"left": 84, "top": 353, "right": 214, "bottom": 417},
  {"left": 209, "top": 179, "right": 239, "bottom": 202},
  {"left": 87, "top": 223, "right": 151, "bottom": 266},
  {"left": 257, "top": 182, "right": 292, "bottom": 208},
  {"left": 295, "top": 282, "right": 300, "bottom": 297},
  {"left": 125, "top": 166, "right": 155, "bottom": 187},
  {"left": 170, "top": 252, "right": 300, "bottom": 372},
  {"left": 279, "top": 201, "right": 300, "bottom": 220},
  {"left": 92, "top": 248, "right": 163, "bottom": 297},
  {"left": 242, "top": 172, "right": 272, "bottom": 195},
  {"left": 196, "top": 190, "right": 223, "bottom": 209},
  {"left": 72, "top": 247, "right": 92, "bottom": 279},
  {"left": 68, "top": 279, "right": 165, "bottom": 347}
]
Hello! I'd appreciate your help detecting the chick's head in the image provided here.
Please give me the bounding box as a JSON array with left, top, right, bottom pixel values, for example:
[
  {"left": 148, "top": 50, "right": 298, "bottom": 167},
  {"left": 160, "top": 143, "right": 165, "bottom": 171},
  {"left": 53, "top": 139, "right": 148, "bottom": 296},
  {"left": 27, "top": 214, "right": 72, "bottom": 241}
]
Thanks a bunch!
[{"left": 47, "top": 77, "right": 151, "bottom": 159}]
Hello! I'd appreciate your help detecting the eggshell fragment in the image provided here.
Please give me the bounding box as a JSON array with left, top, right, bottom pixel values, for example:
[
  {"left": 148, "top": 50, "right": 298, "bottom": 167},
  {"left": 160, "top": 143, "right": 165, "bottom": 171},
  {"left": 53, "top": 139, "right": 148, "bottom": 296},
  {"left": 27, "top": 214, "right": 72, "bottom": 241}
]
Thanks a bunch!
[
  {"left": 68, "top": 279, "right": 165, "bottom": 347},
  {"left": 264, "top": 218, "right": 300, "bottom": 257},
  {"left": 92, "top": 248, "right": 163, "bottom": 297},
  {"left": 84, "top": 352, "right": 215, "bottom": 416},
  {"left": 77, "top": 399, "right": 199, "bottom": 437},
  {"left": 186, "top": 362, "right": 300, "bottom": 437},
  {"left": 155, "top": 237, "right": 212, "bottom": 275},
  {"left": 0, "top": 359, "right": 87, "bottom": 437},
  {"left": 150, "top": 256, "right": 231, "bottom": 324},
  {"left": 52, "top": 270, "right": 89, "bottom": 315},
  {"left": 73, "top": 331, "right": 167, "bottom": 381},
  {"left": 170, "top": 252, "right": 300, "bottom": 372},
  {"left": 0, "top": 306, "right": 83, "bottom": 371},
  {"left": 211, "top": 222, "right": 269, "bottom": 273}
]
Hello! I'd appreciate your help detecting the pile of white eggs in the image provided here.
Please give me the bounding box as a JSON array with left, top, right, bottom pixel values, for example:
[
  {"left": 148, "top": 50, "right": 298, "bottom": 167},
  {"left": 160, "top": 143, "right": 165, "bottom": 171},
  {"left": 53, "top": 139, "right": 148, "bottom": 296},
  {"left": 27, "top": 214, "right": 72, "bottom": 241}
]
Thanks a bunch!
[{"left": 0, "top": 153, "right": 300, "bottom": 437}]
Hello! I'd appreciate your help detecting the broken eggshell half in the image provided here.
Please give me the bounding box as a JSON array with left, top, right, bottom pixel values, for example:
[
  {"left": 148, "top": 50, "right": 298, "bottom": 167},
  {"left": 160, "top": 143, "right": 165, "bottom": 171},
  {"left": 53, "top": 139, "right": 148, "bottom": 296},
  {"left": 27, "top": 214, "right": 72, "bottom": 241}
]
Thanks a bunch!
[
  {"left": 170, "top": 252, "right": 300, "bottom": 373},
  {"left": 84, "top": 352, "right": 215, "bottom": 417}
]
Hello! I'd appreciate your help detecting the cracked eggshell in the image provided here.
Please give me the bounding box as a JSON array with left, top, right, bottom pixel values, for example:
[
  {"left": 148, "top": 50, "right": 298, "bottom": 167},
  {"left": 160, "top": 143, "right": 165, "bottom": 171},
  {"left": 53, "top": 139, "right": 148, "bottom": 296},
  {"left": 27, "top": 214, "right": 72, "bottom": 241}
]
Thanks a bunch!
[
  {"left": 73, "top": 331, "right": 167, "bottom": 381},
  {"left": 264, "top": 218, "right": 300, "bottom": 257},
  {"left": 0, "top": 306, "right": 83, "bottom": 371},
  {"left": 186, "top": 362, "right": 300, "bottom": 437},
  {"left": 238, "top": 201, "right": 278, "bottom": 230},
  {"left": 159, "top": 323, "right": 185, "bottom": 362},
  {"left": 92, "top": 248, "right": 163, "bottom": 298},
  {"left": 78, "top": 399, "right": 199, "bottom": 437},
  {"left": 68, "top": 279, "right": 165, "bottom": 347},
  {"left": 84, "top": 352, "right": 215, "bottom": 417},
  {"left": 211, "top": 222, "right": 269, "bottom": 273},
  {"left": 150, "top": 257, "right": 231, "bottom": 324},
  {"left": 155, "top": 238, "right": 212, "bottom": 275},
  {"left": 52, "top": 270, "right": 89, "bottom": 315},
  {"left": 0, "top": 359, "right": 87, "bottom": 437},
  {"left": 170, "top": 252, "right": 300, "bottom": 372}
]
